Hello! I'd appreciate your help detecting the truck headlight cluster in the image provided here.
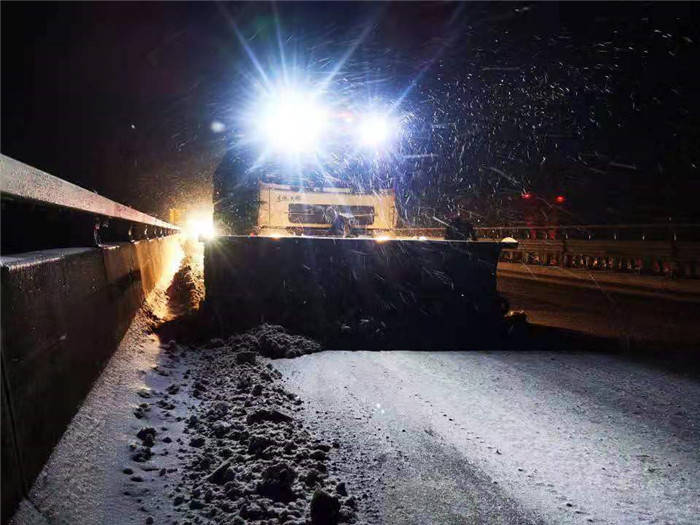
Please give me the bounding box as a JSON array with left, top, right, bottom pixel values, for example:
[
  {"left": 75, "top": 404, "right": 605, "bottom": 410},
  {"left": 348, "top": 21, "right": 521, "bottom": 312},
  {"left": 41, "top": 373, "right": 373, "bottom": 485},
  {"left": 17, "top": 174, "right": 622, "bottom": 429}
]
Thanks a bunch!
[{"left": 251, "top": 86, "right": 400, "bottom": 156}]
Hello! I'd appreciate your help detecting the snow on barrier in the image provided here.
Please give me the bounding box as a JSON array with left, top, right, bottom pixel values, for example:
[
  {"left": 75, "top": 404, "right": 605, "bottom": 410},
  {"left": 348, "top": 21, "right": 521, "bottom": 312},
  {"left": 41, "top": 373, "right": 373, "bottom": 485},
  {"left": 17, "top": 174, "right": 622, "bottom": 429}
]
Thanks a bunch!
[{"left": 0, "top": 237, "right": 180, "bottom": 522}]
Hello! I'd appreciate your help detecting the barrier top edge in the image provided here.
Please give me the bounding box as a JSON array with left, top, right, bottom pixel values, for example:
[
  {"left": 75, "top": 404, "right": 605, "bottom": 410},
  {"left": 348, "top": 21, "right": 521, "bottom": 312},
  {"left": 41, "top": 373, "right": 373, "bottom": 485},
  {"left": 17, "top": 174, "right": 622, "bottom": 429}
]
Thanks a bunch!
[
  {"left": 212, "top": 235, "right": 515, "bottom": 245},
  {"left": 0, "top": 154, "right": 177, "bottom": 230}
]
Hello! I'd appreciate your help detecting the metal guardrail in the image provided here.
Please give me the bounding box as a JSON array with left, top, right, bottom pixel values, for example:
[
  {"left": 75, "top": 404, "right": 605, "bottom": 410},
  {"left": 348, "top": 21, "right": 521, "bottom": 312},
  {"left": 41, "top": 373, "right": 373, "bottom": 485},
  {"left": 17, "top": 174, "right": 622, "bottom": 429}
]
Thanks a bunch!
[
  {"left": 475, "top": 224, "right": 700, "bottom": 278},
  {"left": 1, "top": 154, "right": 178, "bottom": 253},
  {"left": 0, "top": 155, "right": 174, "bottom": 229},
  {"left": 475, "top": 224, "right": 700, "bottom": 242}
]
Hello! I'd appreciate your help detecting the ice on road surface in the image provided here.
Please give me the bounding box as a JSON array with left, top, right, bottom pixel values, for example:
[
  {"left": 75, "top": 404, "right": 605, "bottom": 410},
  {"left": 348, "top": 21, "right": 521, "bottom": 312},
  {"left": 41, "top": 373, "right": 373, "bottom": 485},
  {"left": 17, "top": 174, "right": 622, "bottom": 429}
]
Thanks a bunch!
[{"left": 274, "top": 350, "right": 700, "bottom": 524}]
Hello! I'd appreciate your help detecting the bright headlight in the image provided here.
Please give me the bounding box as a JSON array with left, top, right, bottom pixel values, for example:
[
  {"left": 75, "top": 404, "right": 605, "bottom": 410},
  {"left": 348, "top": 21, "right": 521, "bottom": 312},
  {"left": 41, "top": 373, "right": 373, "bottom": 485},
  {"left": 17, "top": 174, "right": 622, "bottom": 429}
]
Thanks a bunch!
[
  {"left": 357, "top": 113, "right": 398, "bottom": 148},
  {"left": 259, "top": 90, "right": 327, "bottom": 154}
]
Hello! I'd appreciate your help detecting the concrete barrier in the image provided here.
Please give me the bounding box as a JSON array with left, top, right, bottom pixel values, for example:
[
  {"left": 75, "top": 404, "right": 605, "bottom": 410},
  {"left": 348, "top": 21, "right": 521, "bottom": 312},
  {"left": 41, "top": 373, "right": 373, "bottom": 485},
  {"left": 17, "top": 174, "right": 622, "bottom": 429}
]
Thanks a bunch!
[{"left": 0, "top": 236, "right": 180, "bottom": 523}]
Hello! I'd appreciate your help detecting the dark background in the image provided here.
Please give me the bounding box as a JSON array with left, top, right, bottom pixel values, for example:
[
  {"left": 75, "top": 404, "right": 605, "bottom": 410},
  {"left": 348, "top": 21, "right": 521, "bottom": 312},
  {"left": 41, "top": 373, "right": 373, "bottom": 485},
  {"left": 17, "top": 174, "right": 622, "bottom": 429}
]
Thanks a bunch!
[{"left": 2, "top": 2, "right": 699, "bottom": 225}]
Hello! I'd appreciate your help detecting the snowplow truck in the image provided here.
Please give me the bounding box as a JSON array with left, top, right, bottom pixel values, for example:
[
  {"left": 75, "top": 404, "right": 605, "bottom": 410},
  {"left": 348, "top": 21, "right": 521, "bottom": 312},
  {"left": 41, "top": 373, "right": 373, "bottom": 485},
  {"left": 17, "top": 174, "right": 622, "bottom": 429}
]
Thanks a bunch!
[{"left": 205, "top": 149, "right": 514, "bottom": 349}]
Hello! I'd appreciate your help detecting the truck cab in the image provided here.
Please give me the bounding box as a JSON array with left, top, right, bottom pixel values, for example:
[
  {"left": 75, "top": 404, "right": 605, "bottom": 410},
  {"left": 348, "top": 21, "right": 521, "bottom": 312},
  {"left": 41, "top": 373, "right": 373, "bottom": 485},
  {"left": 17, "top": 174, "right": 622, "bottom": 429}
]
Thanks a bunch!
[{"left": 255, "top": 181, "right": 397, "bottom": 237}]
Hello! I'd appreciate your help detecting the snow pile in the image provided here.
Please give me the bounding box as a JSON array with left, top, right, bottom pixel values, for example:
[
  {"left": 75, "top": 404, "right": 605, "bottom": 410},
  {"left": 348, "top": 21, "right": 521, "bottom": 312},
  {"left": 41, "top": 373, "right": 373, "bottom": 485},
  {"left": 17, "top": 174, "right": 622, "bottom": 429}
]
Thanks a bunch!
[
  {"left": 226, "top": 324, "right": 322, "bottom": 359},
  {"left": 126, "top": 338, "right": 357, "bottom": 524},
  {"left": 165, "top": 256, "right": 204, "bottom": 317}
]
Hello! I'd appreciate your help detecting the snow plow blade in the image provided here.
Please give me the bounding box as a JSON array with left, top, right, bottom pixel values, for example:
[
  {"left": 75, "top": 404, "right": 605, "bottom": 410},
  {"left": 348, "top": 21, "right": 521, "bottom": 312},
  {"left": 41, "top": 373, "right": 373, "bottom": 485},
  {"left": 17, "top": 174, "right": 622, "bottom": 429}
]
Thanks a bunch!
[{"left": 203, "top": 236, "right": 512, "bottom": 349}]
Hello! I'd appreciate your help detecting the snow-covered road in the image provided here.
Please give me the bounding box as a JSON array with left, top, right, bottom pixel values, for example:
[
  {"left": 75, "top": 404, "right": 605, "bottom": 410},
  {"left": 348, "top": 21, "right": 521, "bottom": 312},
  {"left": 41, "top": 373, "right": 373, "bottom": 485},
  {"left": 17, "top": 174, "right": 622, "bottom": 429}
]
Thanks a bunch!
[{"left": 275, "top": 350, "right": 700, "bottom": 524}]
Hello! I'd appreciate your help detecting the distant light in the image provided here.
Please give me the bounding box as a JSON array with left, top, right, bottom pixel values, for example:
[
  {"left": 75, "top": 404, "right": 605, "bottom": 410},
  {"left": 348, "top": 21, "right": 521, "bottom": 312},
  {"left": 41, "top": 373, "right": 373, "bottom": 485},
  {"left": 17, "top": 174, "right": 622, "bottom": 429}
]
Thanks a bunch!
[
  {"left": 501, "top": 237, "right": 518, "bottom": 244},
  {"left": 258, "top": 89, "right": 328, "bottom": 154},
  {"left": 418, "top": 235, "right": 427, "bottom": 241},
  {"left": 555, "top": 195, "right": 566, "bottom": 204},
  {"left": 184, "top": 212, "right": 216, "bottom": 240},
  {"left": 130, "top": 124, "right": 136, "bottom": 130},
  {"left": 522, "top": 192, "right": 532, "bottom": 200},
  {"left": 210, "top": 121, "right": 226, "bottom": 133},
  {"left": 375, "top": 235, "right": 392, "bottom": 242},
  {"left": 186, "top": 217, "right": 216, "bottom": 241}
]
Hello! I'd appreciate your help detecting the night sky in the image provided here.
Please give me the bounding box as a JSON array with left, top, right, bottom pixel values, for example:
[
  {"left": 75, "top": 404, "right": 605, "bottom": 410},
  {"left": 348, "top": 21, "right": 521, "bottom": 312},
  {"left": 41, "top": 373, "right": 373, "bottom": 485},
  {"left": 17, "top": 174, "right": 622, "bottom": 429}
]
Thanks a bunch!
[{"left": 2, "top": 2, "right": 699, "bottom": 225}]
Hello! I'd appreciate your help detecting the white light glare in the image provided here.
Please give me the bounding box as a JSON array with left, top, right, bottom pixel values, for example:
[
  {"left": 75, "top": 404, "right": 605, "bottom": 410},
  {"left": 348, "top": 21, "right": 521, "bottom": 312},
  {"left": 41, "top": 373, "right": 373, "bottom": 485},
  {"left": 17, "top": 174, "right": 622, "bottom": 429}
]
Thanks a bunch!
[
  {"left": 186, "top": 217, "right": 216, "bottom": 241},
  {"left": 260, "top": 90, "right": 327, "bottom": 154},
  {"left": 358, "top": 113, "right": 395, "bottom": 147},
  {"left": 210, "top": 121, "right": 226, "bottom": 133}
]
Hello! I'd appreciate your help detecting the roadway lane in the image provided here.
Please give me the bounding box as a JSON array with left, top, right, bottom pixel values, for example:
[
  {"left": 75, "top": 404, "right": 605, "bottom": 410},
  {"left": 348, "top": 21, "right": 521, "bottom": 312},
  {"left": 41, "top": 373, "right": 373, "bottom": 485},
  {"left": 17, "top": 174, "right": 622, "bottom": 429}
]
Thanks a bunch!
[
  {"left": 274, "top": 350, "right": 700, "bottom": 524},
  {"left": 497, "top": 264, "right": 700, "bottom": 349}
]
